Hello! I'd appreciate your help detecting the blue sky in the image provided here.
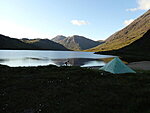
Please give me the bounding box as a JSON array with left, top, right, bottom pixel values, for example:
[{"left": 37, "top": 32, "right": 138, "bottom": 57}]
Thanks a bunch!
[{"left": 0, "top": 0, "right": 149, "bottom": 40}]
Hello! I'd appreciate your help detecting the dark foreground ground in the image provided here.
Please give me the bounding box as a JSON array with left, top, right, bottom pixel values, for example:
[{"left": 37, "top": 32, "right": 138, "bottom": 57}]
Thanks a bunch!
[{"left": 0, "top": 65, "right": 150, "bottom": 113}]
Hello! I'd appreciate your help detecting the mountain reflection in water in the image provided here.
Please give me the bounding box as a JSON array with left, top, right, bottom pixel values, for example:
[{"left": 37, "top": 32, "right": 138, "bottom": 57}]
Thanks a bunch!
[
  {"left": 51, "top": 58, "right": 105, "bottom": 67},
  {"left": 0, "top": 50, "right": 113, "bottom": 67}
]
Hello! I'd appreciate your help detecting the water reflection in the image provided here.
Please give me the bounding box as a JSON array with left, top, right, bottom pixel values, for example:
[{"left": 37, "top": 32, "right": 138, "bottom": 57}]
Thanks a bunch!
[
  {"left": 0, "top": 59, "right": 9, "bottom": 63},
  {"left": 0, "top": 57, "right": 106, "bottom": 67},
  {"left": 0, "top": 50, "right": 114, "bottom": 67},
  {"left": 0, "top": 57, "right": 54, "bottom": 67},
  {"left": 51, "top": 58, "right": 105, "bottom": 67}
]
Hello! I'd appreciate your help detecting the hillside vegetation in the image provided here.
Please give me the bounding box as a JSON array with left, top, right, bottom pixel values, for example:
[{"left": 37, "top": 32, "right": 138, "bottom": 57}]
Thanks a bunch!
[
  {"left": 21, "top": 38, "right": 68, "bottom": 50},
  {"left": 86, "top": 9, "right": 150, "bottom": 52},
  {"left": 0, "top": 34, "right": 68, "bottom": 51},
  {"left": 0, "top": 34, "right": 36, "bottom": 50},
  {"left": 96, "top": 29, "right": 150, "bottom": 61}
]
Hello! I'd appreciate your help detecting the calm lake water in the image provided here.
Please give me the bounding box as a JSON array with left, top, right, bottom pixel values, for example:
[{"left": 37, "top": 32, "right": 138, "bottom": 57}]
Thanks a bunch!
[{"left": 0, "top": 50, "right": 114, "bottom": 67}]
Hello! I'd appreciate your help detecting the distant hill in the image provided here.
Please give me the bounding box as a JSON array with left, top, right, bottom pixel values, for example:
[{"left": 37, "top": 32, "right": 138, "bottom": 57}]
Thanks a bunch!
[
  {"left": 52, "top": 35, "right": 102, "bottom": 50},
  {"left": 97, "top": 40, "right": 104, "bottom": 43},
  {"left": 87, "top": 9, "right": 150, "bottom": 52},
  {"left": 96, "top": 30, "right": 150, "bottom": 61},
  {"left": 0, "top": 34, "right": 68, "bottom": 51},
  {"left": 22, "top": 38, "right": 68, "bottom": 50},
  {"left": 0, "top": 34, "right": 36, "bottom": 50},
  {"left": 51, "top": 35, "right": 67, "bottom": 43}
]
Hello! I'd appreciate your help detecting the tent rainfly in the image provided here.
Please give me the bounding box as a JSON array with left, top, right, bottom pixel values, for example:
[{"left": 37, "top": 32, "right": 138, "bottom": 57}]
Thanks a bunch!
[{"left": 100, "top": 57, "right": 136, "bottom": 74}]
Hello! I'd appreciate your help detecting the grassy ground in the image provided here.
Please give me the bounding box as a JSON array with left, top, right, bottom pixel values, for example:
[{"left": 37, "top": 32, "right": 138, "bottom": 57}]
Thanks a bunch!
[{"left": 0, "top": 65, "right": 150, "bottom": 113}]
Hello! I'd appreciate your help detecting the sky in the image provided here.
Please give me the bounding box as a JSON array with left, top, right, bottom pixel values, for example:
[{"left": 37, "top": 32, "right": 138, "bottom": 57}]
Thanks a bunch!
[{"left": 0, "top": 0, "right": 150, "bottom": 40}]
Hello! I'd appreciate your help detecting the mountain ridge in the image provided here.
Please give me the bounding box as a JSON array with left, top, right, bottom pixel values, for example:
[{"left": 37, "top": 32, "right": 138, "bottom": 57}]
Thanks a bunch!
[
  {"left": 95, "top": 29, "right": 150, "bottom": 61},
  {"left": 52, "top": 35, "right": 103, "bottom": 50},
  {"left": 0, "top": 34, "right": 69, "bottom": 51},
  {"left": 86, "top": 9, "right": 150, "bottom": 52},
  {"left": 0, "top": 34, "right": 37, "bottom": 50},
  {"left": 51, "top": 35, "right": 67, "bottom": 43},
  {"left": 21, "top": 38, "right": 68, "bottom": 50}
]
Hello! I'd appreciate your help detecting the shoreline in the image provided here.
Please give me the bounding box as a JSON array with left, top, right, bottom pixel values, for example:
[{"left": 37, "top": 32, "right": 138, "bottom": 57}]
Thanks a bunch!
[
  {"left": 1, "top": 60, "right": 150, "bottom": 71},
  {"left": 128, "top": 61, "right": 150, "bottom": 71},
  {"left": 87, "top": 61, "right": 150, "bottom": 71}
]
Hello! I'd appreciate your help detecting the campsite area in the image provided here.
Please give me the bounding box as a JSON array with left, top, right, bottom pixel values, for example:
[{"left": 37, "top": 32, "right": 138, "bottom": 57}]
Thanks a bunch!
[{"left": 1, "top": 64, "right": 150, "bottom": 113}]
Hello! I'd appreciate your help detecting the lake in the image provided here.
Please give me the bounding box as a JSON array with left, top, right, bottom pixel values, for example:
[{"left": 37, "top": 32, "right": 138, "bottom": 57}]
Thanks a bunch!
[{"left": 0, "top": 50, "right": 114, "bottom": 67}]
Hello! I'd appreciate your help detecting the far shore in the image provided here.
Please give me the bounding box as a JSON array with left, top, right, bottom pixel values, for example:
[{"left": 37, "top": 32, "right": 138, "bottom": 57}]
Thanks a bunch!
[
  {"left": 1, "top": 60, "right": 150, "bottom": 71},
  {"left": 99, "top": 57, "right": 150, "bottom": 71},
  {"left": 128, "top": 61, "right": 150, "bottom": 71},
  {"left": 89, "top": 61, "right": 150, "bottom": 71}
]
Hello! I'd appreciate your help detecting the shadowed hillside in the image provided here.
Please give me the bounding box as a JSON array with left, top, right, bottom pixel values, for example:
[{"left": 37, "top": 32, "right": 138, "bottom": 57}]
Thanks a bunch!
[
  {"left": 0, "top": 34, "right": 68, "bottom": 51},
  {"left": 53, "top": 35, "right": 103, "bottom": 50},
  {"left": 96, "top": 30, "right": 150, "bottom": 61},
  {"left": 22, "top": 38, "right": 69, "bottom": 51},
  {"left": 87, "top": 9, "right": 150, "bottom": 52},
  {"left": 0, "top": 34, "right": 37, "bottom": 50}
]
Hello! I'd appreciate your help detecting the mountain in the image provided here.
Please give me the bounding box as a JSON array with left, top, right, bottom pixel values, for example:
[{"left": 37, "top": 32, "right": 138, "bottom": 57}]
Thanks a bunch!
[
  {"left": 0, "top": 34, "right": 68, "bottom": 51},
  {"left": 21, "top": 38, "right": 68, "bottom": 50},
  {"left": 87, "top": 9, "right": 150, "bottom": 52},
  {"left": 96, "top": 29, "right": 150, "bottom": 61},
  {"left": 51, "top": 35, "right": 67, "bottom": 43},
  {"left": 52, "top": 35, "right": 102, "bottom": 50},
  {"left": 0, "top": 34, "right": 37, "bottom": 50},
  {"left": 97, "top": 40, "right": 104, "bottom": 43}
]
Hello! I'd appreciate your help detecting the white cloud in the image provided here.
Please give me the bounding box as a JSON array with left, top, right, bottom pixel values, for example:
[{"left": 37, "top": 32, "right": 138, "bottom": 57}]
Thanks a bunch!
[
  {"left": 71, "top": 20, "right": 89, "bottom": 26},
  {"left": 123, "top": 19, "right": 134, "bottom": 26},
  {"left": 126, "top": 8, "right": 139, "bottom": 11},
  {"left": 127, "top": 0, "right": 150, "bottom": 11},
  {"left": 0, "top": 20, "right": 51, "bottom": 39}
]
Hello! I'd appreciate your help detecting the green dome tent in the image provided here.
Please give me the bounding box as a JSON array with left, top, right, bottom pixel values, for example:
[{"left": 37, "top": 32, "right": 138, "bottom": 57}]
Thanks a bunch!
[{"left": 100, "top": 57, "right": 136, "bottom": 74}]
